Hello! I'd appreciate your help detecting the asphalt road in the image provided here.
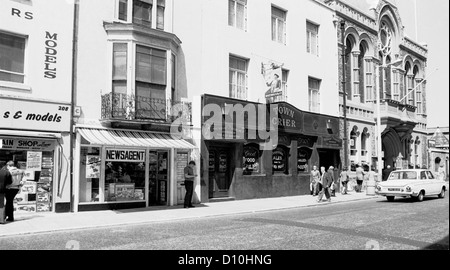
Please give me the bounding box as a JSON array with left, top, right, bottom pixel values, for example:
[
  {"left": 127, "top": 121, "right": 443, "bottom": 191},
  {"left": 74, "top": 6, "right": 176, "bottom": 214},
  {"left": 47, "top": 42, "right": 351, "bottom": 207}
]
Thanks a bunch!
[{"left": 0, "top": 192, "right": 448, "bottom": 251}]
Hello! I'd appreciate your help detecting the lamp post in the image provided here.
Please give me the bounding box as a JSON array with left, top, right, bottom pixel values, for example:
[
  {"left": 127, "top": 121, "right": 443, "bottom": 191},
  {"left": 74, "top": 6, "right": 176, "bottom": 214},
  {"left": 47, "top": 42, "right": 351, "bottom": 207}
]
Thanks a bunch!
[{"left": 375, "top": 58, "right": 403, "bottom": 182}]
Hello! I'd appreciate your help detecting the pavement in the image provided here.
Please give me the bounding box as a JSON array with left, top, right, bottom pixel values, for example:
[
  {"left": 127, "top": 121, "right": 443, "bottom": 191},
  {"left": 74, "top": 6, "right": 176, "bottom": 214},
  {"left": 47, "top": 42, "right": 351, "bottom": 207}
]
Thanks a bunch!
[{"left": 0, "top": 190, "right": 383, "bottom": 237}]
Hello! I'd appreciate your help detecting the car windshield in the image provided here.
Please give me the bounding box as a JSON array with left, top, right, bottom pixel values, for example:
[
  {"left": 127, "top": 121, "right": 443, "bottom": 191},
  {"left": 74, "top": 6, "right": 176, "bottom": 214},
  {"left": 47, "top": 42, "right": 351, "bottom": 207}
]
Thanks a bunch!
[{"left": 389, "top": 171, "right": 418, "bottom": 180}]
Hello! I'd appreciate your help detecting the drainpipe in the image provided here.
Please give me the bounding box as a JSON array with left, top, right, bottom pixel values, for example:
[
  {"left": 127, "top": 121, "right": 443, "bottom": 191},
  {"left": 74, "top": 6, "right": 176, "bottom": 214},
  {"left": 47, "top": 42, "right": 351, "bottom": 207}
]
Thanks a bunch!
[
  {"left": 340, "top": 20, "right": 348, "bottom": 170},
  {"left": 70, "top": 0, "right": 80, "bottom": 212}
]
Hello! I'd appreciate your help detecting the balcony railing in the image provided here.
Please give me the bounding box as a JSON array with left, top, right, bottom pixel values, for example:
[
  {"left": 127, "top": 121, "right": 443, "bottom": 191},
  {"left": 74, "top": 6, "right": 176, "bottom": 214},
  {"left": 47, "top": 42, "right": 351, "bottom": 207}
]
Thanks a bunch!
[{"left": 101, "top": 92, "right": 192, "bottom": 124}]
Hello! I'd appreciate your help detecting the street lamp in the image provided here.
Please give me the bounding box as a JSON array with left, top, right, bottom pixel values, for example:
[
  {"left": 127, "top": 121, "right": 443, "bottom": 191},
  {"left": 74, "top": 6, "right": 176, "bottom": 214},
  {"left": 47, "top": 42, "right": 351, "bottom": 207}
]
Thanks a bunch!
[{"left": 375, "top": 58, "right": 403, "bottom": 182}]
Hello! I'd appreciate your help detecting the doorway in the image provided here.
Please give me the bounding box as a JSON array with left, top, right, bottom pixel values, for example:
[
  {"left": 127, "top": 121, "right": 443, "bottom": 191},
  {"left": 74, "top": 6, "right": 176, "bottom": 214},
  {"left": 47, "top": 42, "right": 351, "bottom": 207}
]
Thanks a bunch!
[
  {"left": 148, "top": 150, "right": 169, "bottom": 206},
  {"left": 208, "top": 146, "right": 234, "bottom": 198}
]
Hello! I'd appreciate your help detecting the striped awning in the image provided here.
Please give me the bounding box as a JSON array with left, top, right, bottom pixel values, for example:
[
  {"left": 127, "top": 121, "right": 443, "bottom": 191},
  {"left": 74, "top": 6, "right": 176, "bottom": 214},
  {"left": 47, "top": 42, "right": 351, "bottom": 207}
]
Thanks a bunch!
[{"left": 78, "top": 128, "right": 197, "bottom": 150}]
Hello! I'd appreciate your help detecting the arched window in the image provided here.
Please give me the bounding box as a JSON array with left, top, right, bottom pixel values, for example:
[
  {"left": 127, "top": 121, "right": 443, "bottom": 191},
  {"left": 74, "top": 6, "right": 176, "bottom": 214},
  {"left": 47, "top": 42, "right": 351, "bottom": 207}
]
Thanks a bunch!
[{"left": 350, "top": 126, "right": 358, "bottom": 156}]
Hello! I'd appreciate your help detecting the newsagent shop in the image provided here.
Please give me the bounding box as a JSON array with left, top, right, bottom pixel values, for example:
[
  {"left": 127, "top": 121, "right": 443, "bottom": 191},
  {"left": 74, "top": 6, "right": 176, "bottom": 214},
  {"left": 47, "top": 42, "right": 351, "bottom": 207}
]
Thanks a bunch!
[
  {"left": 0, "top": 97, "right": 72, "bottom": 214},
  {"left": 200, "top": 94, "right": 342, "bottom": 202},
  {"left": 73, "top": 127, "right": 197, "bottom": 212}
]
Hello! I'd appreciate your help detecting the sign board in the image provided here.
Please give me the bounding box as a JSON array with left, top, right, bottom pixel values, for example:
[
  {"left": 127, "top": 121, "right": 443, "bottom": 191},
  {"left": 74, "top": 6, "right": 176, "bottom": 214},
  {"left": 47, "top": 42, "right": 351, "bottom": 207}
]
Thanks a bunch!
[
  {"left": 0, "top": 98, "right": 71, "bottom": 132},
  {"left": 1, "top": 137, "right": 56, "bottom": 151},
  {"left": 105, "top": 149, "right": 146, "bottom": 162}
]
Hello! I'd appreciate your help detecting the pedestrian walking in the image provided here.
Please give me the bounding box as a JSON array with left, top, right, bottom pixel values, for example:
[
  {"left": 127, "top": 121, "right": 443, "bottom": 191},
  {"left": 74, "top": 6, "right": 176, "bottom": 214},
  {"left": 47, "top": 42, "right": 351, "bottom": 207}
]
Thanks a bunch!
[
  {"left": 317, "top": 166, "right": 334, "bottom": 203},
  {"left": 5, "top": 162, "right": 24, "bottom": 222},
  {"left": 183, "top": 161, "right": 198, "bottom": 208},
  {"left": 340, "top": 166, "right": 350, "bottom": 194},
  {"left": 355, "top": 164, "right": 365, "bottom": 192},
  {"left": 316, "top": 166, "right": 326, "bottom": 198},
  {"left": 0, "top": 162, "right": 13, "bottom": 224},
  {"left": 310, "top": 165, "right": 320, "bottom": 196}
]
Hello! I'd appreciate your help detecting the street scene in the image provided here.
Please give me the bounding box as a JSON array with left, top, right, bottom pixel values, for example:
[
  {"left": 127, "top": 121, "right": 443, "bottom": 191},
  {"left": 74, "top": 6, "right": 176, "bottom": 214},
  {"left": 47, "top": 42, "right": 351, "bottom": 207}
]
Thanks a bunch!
[{"left": 0, "top": 0, "right": 449, "bottom": 256}]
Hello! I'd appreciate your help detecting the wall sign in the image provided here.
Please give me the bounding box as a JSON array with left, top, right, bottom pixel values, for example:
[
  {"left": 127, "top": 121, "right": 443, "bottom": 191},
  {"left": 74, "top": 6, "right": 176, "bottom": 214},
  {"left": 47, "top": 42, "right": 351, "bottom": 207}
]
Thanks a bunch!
[
  {"left": 0, "top": 98, "right": 71, "bottom": 132},
  {"left": 243, "top": 145, "right": 260, "bottom": 174},
  {"left": 0, "top": 137, "right": 56, "bottom": 151},
  {"left": 297, "top": 148, "right": 312, "bottom": 172}
]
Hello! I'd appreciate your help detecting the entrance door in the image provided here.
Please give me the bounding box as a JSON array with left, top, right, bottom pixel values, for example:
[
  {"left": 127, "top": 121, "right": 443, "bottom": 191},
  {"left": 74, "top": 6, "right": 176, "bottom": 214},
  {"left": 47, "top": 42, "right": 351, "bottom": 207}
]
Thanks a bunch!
[
  {"left": 148, "top": 150, "right": 169, "bottom": 206},
  {"left": 318, "top": 149, "right": 340, "bottom": 179},
  {"left": 208, "top": 147, "right": 233, "bottom": 198}
]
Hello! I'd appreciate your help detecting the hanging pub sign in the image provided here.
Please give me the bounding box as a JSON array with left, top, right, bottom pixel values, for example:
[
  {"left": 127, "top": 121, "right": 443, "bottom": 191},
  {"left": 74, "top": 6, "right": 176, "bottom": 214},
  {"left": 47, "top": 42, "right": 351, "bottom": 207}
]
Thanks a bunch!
[
  {"left": 272, "top": 147, "right": 286, "bottom": 172},
  {"left": 243, "top": 145, "right": 260, "bottom": 174}
]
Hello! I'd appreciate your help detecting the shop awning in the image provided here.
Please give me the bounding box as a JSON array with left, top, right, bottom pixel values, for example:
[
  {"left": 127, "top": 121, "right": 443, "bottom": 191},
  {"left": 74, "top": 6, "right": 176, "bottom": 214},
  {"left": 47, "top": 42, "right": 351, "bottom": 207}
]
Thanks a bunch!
[{"left": 78, "top": 128, "right": 197, "bottom": 150}]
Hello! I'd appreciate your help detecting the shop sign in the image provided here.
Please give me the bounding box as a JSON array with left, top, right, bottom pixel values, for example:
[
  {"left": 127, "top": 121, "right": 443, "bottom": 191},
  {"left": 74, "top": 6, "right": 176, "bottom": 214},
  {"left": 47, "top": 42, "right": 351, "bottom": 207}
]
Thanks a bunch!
[
  {"left": 272, "top": 148, "right": 286, "bottom": 171},
  {"left": 323, "top": 137, "right": 343, "bottom": 148},
  {"left": 272, "top": 104, "right": 303, "bottom": 134},
  {"left": 0, "top": 137, "right": 55, "bottom": 151},
  {"left": 106, "top": 149, "right": 145, "bottom": 162},
  {"left": 0, "top": 98, "right": 71, "bottom": 132}
]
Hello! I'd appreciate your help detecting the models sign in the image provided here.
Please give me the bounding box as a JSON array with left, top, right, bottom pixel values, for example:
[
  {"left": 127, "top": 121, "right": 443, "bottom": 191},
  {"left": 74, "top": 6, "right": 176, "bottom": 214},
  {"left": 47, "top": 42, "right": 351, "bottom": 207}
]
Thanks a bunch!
[{"left": 0, "top": 98, "right": 71, "bottom": 132}]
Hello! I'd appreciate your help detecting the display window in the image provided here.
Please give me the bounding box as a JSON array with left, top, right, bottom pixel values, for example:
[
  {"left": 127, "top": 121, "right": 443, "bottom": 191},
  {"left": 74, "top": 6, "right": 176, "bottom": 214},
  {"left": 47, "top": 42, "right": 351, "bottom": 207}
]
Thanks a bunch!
[
  {"left": 243, "top": 144, "right": 261, "bottom": 175},
  {"left": 273, "top": 145, "right": 289, "bottom": 175},
  {"left": 105, "top": 148, "right": 146, "bottom": 202},
  {"left": 297, "top": 147, "right": 312, "bottom": 173},
  {"left": 79, "top": 146, "right": 101, "bottom": 203},
  {"left": 0, "top": 137, "right": 55, "bottom": 213}
]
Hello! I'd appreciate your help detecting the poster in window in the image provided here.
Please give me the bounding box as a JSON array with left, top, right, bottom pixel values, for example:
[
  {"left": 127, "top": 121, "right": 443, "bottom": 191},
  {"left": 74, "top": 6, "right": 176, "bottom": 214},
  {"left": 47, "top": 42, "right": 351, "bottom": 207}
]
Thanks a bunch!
[
  {"left": 26, "top": 151, "right": 42, "bottom": 171},
  {"left": 86, "top": 155, "right": 100, "bottom": 178},
  {"left": 115, "top": 183, "right": 135, "bottom": 201},
  {"left": 272, "top": 147, "right": 286, "bottom": 172},
  {"left": 243, "top": 145, "right": 260, "bottom": 174},
  {"left": 297, "top": 148, "right": 311, "bottom": 172},
  {"left": 219, "top": 152, "right": 227, "bottom": 173}
]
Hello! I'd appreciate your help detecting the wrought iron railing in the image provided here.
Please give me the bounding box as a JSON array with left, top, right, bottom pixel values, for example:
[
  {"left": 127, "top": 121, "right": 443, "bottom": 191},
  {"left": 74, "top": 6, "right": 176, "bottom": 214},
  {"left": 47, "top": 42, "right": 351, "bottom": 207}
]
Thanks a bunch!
[{"left": 101, "top": 92, "right": 192, "bottom": 124}]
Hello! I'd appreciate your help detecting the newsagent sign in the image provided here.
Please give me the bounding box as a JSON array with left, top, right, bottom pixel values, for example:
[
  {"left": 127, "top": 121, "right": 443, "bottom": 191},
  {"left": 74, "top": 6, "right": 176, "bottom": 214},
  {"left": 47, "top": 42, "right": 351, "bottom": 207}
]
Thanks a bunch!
[
  {"left": 106, "top": 149, "right": 146, "bottom": 162},
  {"left": 0, "top": 98, "right": 71, "bottom": 132}
]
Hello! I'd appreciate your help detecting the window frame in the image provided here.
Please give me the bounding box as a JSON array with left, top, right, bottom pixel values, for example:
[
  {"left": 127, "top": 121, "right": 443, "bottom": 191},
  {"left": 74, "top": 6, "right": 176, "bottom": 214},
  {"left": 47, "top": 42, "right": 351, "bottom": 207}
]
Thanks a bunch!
[
  {"left": 271, "top": 6, "right": 287, "bottom": 45},
  {"left": 228, "top": 0, "right": 248, "bottom": 31},
  {"left": 308, "top": 77, "right": 321, "bottom": 113},
  {"left": 306, "top": 21, "right": 319, "bottom": 56},
  {"left": 0, "top": 31, "right": 27, "bottom": 85},
  {"left": 229, "top": 55, "right": 248, "bottom": 100}
]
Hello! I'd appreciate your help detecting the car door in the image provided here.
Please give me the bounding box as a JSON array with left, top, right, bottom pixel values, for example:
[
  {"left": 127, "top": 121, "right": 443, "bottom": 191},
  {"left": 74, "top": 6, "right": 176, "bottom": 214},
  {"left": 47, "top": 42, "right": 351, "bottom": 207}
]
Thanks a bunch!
[{"left": 426, "top": 171, "right": 441, "bottom": 194}]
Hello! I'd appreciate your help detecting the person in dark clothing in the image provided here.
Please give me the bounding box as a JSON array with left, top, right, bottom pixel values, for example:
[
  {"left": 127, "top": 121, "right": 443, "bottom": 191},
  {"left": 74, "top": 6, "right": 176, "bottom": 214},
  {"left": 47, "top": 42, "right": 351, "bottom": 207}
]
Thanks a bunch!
[
  {"left": 0, "top": 162, "right": 13, "bottom": 224},
  {"left": 5, "top": 162, "right": 24, "bottom": 222},
  {"left": 183, "top": 161, "right": 197, "bottom": 208},
  {"left": 317, "top": 166, "right": 334, "bottom": 203}
]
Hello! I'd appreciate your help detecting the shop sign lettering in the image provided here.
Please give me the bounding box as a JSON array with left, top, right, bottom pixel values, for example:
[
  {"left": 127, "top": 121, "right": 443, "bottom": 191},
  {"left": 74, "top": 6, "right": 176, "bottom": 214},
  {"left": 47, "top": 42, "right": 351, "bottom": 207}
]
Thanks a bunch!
[
  {"left": 297, "top": 148, "right": 311, "bottom": 172},
  {"left": 106, "top": 149, "right": 145, "bottom": 162},
  {"left": 272, "top": 149, "right": 285, "bottom": 171},
  {"left": 44, "top": 32, "right": 58, "bottom": 79},
  {"left": 0, "top": 138, "right": 55, "bottom": 151},
  {"left": 0, "top": 98, "right": 71, "bottom": 132}
]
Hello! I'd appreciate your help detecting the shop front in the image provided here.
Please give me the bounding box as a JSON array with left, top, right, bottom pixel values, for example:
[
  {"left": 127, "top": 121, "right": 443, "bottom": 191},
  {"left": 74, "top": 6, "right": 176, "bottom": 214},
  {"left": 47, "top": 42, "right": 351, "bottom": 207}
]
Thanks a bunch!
[
  {"left": 200, "top": 95, "right": 342, "bottom": 201},
  {"left": 0, "top": 97, "right": 72, "bottom": 213},
  {"left": 74, "top": 127, "right": 196, "bottom": 212}
]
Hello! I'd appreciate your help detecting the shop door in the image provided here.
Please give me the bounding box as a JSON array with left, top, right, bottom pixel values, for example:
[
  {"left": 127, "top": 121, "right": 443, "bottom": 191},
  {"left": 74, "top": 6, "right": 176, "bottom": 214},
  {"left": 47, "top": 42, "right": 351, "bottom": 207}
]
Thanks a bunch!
[
  {"left": 148, "top": 151, "right": 169, "bottom": 206},
  {"left": 209, "top": 148, "right": 233, "bottom": 198}
]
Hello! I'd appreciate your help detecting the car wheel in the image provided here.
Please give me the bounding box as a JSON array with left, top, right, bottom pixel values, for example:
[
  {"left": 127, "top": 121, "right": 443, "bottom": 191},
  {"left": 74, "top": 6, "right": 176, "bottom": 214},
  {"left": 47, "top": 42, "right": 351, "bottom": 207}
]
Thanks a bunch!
[
  {"left": 414, "top": 191, "right": 424, "bottom": 202},
  {"left": 438, "top": 188, "right": 446, "bottom": 199},
  {"left": 387, "top": 196, "right": 395, "bottom": 202}
]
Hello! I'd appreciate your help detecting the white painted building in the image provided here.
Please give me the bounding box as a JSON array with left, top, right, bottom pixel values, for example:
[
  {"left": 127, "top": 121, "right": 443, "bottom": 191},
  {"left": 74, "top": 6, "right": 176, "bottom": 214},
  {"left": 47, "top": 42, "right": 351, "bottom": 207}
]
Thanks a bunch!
[{"left": 0, "top": 0, "right": 74, "bottom": 213}]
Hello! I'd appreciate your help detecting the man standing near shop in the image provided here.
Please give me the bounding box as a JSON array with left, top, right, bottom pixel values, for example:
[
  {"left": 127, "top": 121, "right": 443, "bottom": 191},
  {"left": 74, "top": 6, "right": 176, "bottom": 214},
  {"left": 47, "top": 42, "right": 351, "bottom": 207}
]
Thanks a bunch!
[
  {"left": 317, "top": 166, "right": 334, "bottom": 203},
  {"left": 0, "top": 162, "right": 13, "bottom": 224},
  {"left": 184, "top": 161, "right": 198, "bottom": 208}
]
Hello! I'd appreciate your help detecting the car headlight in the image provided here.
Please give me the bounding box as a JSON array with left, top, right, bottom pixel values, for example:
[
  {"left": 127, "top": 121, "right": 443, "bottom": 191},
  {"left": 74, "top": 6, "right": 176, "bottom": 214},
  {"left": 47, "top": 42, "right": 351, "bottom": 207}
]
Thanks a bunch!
[
  {"left": 376, "top": 185, "right": 381, "bottom": 191},
  {"left": 406, "top": 186, "right": 412, "bottom": 192}
]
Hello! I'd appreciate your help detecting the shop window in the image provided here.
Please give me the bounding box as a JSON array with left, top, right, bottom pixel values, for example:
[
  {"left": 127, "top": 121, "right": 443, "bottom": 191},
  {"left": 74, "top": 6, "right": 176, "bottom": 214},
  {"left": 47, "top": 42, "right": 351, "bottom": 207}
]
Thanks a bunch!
[
  {"left": 273, "top": 146, "right": 289, "bottom": 175},
  {"left": 105, "top": 161, "right": 146, "bottom": 202},
  {"left": 243, "top": 144, "right": 261, "bottom": 175},
  {"left": 79, "top": 147, "right": 101, "bottom": 203},
  {"left": 0, "top": 31, "right": 26, "bottom": 84}
]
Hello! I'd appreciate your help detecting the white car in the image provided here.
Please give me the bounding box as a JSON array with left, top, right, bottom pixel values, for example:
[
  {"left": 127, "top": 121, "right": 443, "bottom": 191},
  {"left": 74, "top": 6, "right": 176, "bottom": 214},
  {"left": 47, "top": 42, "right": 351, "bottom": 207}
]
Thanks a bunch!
[{"left": 376, "top": 169, "right": 447, "bottom": 202}]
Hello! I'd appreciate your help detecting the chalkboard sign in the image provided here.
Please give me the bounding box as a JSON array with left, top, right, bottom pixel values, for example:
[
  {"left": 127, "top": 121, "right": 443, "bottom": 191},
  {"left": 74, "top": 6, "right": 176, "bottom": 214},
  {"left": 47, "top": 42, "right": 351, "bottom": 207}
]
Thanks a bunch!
[
  {"left": 273, "top": 147, "right": 286, "bottom": 172},
  {"left": 243, "top": 145, "right": 260, "bottom": 174}
]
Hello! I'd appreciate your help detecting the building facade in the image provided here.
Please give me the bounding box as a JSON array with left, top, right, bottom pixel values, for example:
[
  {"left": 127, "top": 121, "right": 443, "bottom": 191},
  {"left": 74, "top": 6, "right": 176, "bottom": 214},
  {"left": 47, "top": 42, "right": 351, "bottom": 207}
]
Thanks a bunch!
[
  {"left": 326, "top": 0, "right": 429, "bottom": 173},
  {"left": 0, "top": 0, "right": 74, "bottom": 213},
  {"left": 72, "top": 0, "right": 198, "bottom": 212},
  {"left": 427, "top": 127, "right": 449, "bottom": 180}
]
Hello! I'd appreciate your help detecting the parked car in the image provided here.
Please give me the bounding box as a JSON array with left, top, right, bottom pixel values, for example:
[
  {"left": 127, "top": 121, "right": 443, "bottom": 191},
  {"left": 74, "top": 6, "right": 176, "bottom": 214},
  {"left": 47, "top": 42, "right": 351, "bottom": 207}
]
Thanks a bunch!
[{"left": 376, "top": 169, "right": 447, "bottom": 202}]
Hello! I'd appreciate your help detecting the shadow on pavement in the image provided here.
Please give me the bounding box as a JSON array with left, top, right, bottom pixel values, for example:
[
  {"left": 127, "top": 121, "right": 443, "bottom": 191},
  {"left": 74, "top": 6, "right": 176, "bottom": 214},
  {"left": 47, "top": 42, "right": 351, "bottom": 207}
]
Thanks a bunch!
[{"left": 422, "top": 235, "right": 449, "bottom": 250}]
